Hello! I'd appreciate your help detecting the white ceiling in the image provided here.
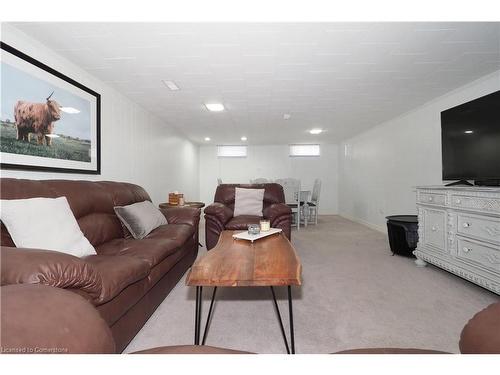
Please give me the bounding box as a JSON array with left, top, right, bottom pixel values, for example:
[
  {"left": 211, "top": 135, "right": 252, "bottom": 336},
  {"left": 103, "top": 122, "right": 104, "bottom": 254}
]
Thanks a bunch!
[{"left": 10, "top": 22, "right": 500, "bottom": 145}]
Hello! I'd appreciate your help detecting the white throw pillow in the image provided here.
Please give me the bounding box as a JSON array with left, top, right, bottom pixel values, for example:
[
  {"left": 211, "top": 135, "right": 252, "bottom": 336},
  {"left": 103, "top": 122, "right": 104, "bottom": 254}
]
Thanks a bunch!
[
  {"left": 114, "top": 200, "right": 167, "bottom": 239},
  {"left": 233, "top": 187, "right": 265, "bottom": 217},
  {"left": 0, "top": 197, "right": 96, "bottom": 257}
]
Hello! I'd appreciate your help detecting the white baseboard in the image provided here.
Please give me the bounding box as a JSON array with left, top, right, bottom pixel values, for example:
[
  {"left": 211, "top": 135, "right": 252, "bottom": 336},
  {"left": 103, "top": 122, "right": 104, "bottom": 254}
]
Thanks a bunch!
[{"left": 338, "top": 213, "right": 387, "bottom": 234}]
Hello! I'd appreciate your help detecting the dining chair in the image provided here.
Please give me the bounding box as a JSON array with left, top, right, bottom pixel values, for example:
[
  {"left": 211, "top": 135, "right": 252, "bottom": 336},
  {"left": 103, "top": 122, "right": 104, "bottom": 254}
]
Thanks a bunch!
[
  {"left": 298, "top": 190, "right": 310, "bottom": 228},
  {"left": 307, "top": 178, "right": 322, "bottom": 225},
  {"left": 276, "top": 178, "right": 302, "bottom": 230}
]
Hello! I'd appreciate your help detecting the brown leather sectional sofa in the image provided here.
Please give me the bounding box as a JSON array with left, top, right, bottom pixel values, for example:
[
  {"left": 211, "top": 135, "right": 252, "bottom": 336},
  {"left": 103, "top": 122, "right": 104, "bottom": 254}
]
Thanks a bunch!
[
  {"left": 204, "top": 183, "right": 292, "bottom": 250},
  {"left": 0, "top": 178, "right": 200, "bottom": 353}
]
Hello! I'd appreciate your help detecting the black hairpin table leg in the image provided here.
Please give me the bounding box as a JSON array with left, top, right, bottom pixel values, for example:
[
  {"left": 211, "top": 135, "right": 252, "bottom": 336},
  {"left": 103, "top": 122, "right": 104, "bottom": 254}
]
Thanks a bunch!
[
  {"left": 194, "top": 285, "right": 296, "bottom": 353},
  {"left": 194, "top": 286, "right": 199, "bottom": 344},
  {"left": 194, "top": 286, "right": 203, "bottom": 345},
  {"left": 202, "top": 287, "right": 217, "bottom": 345},
  {"left": 288, "top": 285, "right": 295, "bottom": 354},
  {"left": 270, "top": 286, "right": 290, "bottom": 354}
]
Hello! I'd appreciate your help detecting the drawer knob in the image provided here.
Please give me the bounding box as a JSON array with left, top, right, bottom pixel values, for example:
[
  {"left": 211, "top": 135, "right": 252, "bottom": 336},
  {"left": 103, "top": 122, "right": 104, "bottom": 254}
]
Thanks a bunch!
[
  {"left": 456, "top": 199, "right": 461, "bottom": 204},
  {"left": 431, "top": 226, "right": 438, "bottom": 232},
  {"left": 462, "top": 222, "right": 471, "bottom": 228},
  {"left": 428, "top": 197, "right": 433, "bottom": 201},
  {"left": 463, "top": 247, "right": 472, "bottom": 253}
]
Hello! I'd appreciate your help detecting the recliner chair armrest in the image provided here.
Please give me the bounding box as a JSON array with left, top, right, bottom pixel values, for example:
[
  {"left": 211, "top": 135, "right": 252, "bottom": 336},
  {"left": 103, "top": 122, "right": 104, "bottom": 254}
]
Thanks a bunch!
[
  {"left": 204, "top": 203, "right": 233, "bottom": 225},
  {"left": 160, "top": 206, "right": 201, "bottom": 227},
  {"left": 1, "top": 246, "right": 102, "bottom": 302},
  {"left": 263, "top": 203, "right": 292, "bottom": 225}
]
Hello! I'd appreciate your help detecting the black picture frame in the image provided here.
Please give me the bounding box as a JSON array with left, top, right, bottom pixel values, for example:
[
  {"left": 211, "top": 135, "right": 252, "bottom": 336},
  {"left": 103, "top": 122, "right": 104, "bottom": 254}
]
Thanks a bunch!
[{"left": 1, "top": 42, "right": 101, "bottom": 174}]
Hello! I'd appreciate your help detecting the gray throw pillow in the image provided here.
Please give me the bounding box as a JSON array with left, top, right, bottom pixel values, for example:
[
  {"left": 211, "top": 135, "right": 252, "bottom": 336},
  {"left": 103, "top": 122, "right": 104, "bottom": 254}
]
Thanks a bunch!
[
  {"left": 233, "top": 187, "right": 265, "bottom": 217},
  {"left": 114, "top": 201, "right": 167, "bottom": 239}
]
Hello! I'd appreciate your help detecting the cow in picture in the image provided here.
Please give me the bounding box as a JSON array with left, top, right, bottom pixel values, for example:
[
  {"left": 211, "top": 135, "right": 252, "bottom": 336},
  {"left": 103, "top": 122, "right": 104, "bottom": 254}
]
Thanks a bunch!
[{"left": 14, "top": 91, "right": 62, "bottom": 146}]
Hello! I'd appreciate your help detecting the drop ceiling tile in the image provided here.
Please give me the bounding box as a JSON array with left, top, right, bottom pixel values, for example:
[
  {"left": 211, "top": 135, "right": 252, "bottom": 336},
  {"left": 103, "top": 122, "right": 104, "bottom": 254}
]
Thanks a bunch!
[{"left": 9, "top": 22, "right": 499, "bottom": 145}]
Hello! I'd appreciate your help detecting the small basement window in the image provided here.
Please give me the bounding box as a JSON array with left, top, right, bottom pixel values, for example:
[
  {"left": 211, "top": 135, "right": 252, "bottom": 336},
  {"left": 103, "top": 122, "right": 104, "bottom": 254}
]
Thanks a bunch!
[
  {"left": 217, "top": 145, "right": 248, "bottom": 158},
  {"left": 289, "top": 144, "right": 320, "bottom": 157}
]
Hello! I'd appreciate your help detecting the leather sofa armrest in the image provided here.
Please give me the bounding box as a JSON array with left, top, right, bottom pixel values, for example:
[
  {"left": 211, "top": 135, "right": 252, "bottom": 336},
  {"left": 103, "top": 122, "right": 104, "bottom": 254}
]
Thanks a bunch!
[
  {"left": 459, "top": 301, "right": 500, "bottom": 353},
  {"left": 1, "top": 246, "right": 102, "bottom": 302},
  {"left": 204, "top": 203, "right": 233, "bottom": 225},
  {"left": 1, "top": 284, "right": 115, "bottom": 354},
  {"left": 159, "top": 206, "right": 201, "bottom": 227},
  {"left": 263, "top": 203, "right": 292, "bottom": 225}
]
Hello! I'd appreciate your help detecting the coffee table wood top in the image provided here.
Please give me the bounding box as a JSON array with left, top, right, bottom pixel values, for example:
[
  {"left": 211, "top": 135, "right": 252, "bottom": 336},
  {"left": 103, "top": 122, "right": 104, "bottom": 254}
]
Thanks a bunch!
[{"left": 186, "top": 231, "right": 302, "bottom": 287}]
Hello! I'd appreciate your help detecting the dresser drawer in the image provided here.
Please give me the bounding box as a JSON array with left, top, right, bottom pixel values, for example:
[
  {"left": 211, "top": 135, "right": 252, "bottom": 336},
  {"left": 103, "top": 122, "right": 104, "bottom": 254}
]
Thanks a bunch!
[
  {"left": 421, "top": 208, "right": 447, "bottom": 251},
  {"left": 418, "top": 192, "right": 446, "bottom": 206},
  {"left": 457, "top": 237, "right": 500, "bottom": 273},
  {"left": 451, "top": 194, "right": 500, "bottom": 214},
  {"left": 457, "top": 213, "right": 500, "bottom": 245}
]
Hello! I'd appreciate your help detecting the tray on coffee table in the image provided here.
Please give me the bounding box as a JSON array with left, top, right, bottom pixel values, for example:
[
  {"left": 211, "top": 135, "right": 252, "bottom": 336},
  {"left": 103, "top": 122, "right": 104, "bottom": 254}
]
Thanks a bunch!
[{"left": 232, "top": 227, "right": 282, "bottom": 242}]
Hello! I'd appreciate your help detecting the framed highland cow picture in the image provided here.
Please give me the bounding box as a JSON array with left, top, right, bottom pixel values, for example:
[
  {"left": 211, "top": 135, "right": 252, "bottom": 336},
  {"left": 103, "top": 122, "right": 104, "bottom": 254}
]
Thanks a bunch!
[{"left": 0, "top": 42, "right": 100, "bottom": 174}]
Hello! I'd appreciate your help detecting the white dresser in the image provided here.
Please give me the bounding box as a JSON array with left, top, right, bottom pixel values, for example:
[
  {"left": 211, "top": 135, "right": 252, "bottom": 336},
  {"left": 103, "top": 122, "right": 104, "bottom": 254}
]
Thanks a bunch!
[{"left": 414, "top": 186, "right": 500, "bottom": 295}]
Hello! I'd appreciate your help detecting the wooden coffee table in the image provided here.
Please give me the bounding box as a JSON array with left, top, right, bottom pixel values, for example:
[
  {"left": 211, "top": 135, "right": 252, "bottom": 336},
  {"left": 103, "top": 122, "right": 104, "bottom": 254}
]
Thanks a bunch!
[{"left": 186, "top": 230, "right": 302, "bottom": 353}]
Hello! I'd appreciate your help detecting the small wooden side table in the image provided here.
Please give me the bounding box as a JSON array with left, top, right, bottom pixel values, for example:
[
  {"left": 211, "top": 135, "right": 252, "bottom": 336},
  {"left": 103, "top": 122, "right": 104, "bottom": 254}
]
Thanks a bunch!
[{"left": 159, "top": 202, "right": 205, "bottom": 210}]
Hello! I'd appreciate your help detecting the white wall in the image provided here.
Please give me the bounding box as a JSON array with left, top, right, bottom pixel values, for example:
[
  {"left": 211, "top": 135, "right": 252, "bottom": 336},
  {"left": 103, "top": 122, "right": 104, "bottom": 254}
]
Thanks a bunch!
[
  {"left": 1, "top": 25, "right": 199, "bottom": 205},
  {"left": 199, "top": 144, "right": 339, "bottom": 214},
  {"left": 339, "top": 71, "right": 500, "bottom": 232}
]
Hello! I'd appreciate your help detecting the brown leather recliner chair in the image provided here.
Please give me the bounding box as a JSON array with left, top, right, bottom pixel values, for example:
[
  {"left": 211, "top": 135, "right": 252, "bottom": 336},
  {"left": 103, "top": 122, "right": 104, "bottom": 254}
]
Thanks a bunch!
[{"left": 204, "top": 183, "right": 292, "bottom": 250}]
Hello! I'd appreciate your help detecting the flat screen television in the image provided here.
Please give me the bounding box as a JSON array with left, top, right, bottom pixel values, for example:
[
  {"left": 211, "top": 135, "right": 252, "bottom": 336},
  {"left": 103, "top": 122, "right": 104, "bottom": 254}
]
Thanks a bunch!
[{"left": 441, "top": 90, "right": 500, "bottom": 185}]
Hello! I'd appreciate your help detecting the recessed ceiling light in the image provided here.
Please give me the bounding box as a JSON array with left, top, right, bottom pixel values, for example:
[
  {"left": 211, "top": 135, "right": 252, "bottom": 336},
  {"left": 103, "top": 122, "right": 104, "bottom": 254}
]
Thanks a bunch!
[
  {"left": 309, "top": 128, "right": 323, "bottom": 135},
  {"left": 205, "top": 103, "right": 225, "bottom": 112},
  {"left": 204, "top": 137, "right": 211, "bottom": 141},
  {"left": 162, "top": 80, "right": 180, "bottom": 91},
  {"left": 464, "top": 130, "right": 474, "bottom": 134},
  {"left": 241, "top": 136, "right": 247, "bottom": 141},
  {"left": 283, "top": 114, "right": 291, "bottom": 120}
]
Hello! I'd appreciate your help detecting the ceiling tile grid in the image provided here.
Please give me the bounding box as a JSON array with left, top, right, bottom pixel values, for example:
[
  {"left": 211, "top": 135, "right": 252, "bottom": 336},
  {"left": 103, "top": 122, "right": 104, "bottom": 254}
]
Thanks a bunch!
[{"left": 8, "top": 22, "right": 500, "bottom": 144}]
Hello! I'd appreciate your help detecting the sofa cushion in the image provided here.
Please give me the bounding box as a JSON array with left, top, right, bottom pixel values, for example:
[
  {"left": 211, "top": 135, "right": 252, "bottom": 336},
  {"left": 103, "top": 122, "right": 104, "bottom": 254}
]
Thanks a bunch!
[
  {"left": 85, "top": 255, "right": 150, "bottom": 305},
  {"left": 147, "top": 245, "right": 191, "bottom": 286},
  {"left": 95, "top": 224, "right": 194, "bottom": 268},
  {"left": 122, "top": 224, "right": 194, "bottom": 268},
  {"left": 0, "top": 179, "right": 153, "bottom": 248},
  {"left": 119, "top": 239, "right": 181, "bottom": 268},
  {"left": 226, "top": 215, "right": 262, "bottom": 230},
  {"left": 146, "top": 223, "right": 195, "bottom": 246}
]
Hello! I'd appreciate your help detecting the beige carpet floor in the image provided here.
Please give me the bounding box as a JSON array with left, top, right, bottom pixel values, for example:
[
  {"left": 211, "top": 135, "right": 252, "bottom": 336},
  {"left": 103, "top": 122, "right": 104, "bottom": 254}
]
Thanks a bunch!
[{"left": 124, "top": 216, "right": 498, "bottom": 354}]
